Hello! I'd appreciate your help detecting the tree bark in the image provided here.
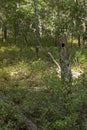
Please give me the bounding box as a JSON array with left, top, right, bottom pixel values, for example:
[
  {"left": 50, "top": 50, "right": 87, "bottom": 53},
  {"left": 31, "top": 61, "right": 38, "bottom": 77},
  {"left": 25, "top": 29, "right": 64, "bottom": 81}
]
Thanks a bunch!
[
  {"left": 58, "top": 34, "right": 72, "bottom": 83},
  {"left": 34, "top": 0, "right": 41, "bottom": 58}
]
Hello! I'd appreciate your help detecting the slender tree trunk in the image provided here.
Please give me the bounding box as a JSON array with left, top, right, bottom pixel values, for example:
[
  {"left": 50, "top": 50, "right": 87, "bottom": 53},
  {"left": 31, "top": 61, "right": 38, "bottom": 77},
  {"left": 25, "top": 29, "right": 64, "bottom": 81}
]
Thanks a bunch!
[
  {"left": 78, "top": 34, "right": 81, "bottom": 47},
  {"left": 83, "top": 33, "right": 85, "bottom": 46},
  {"left": 2, "top": 24, "right": 7, "bottom": 42},
  {"left": 34, "top": 0, "right": 41, "bottom": 58},
  {"left": 14, "top": 20, "right": 19, "bottom": 44},
  {"left": 58, "top": 34, "right": 72, "bottom": 84},
  {"left": 2, "top": 27, "right": 3, "bottom": 42},
  {"left": 83, "top": 24, "right": 87, "bottom": 45}
]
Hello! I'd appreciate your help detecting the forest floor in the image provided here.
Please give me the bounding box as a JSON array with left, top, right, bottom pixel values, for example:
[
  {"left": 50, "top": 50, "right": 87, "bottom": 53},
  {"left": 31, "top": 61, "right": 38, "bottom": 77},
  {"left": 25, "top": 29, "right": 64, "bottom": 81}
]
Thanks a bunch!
[{"left": 0, "top": 41, "right": 87, "bottom": 130}]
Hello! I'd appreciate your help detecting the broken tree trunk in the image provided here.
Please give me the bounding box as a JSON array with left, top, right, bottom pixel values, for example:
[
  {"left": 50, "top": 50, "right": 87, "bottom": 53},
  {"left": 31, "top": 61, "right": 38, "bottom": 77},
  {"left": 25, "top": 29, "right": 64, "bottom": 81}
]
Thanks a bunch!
[{"left": 58, "top": 34, "right": 72, "bottom": 83}]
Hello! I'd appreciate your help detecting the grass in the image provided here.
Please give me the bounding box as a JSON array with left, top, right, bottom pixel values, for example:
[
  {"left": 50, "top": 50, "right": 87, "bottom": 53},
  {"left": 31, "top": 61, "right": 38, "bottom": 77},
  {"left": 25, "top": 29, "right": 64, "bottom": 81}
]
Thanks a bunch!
[{"left": 0, "top": 40, "right": 87, "bottom": 130}]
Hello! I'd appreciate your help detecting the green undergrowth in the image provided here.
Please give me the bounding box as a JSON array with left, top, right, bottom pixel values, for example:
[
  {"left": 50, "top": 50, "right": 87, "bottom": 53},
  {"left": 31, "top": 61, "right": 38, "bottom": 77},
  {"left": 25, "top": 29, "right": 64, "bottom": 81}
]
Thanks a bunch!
[{"left": 0, "top": 41, "right": 87, "bottom": 130}]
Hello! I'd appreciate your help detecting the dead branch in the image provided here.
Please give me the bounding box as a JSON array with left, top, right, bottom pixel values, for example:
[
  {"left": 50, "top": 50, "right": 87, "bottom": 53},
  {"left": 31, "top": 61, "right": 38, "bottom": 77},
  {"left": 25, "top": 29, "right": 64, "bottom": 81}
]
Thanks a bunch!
[{"left": 47, "top": 52, "right": 60, "bottom": 70}]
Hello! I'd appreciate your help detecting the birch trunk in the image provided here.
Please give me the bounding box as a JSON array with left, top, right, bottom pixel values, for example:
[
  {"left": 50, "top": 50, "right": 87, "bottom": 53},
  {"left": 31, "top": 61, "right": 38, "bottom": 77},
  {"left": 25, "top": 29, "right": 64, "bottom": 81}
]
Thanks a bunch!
[{"left": 58, "top": 35, "right": 72, "bottom": 83}]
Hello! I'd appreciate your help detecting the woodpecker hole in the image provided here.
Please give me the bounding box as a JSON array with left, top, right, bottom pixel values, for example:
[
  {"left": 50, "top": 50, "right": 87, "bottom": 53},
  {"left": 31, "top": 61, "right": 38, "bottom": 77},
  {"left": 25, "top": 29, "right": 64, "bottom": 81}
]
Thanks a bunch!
[{"left": 62, "top": 43, "right": 65, "bottom": 47}]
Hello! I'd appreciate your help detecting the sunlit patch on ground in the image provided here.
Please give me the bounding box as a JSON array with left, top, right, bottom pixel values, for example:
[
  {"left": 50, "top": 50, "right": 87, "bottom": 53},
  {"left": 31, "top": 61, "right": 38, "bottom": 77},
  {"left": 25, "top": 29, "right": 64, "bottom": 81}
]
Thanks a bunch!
[{"left": 0, "top": 45, "right": 20, "bottom": 52}]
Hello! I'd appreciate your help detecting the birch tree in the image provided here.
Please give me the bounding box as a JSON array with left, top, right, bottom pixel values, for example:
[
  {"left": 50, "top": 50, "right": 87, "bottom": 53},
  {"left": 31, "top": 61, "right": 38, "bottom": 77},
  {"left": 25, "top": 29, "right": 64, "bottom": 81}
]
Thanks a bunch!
[{"left": 34, "top": 0, "right": 41, "bottom": 57}]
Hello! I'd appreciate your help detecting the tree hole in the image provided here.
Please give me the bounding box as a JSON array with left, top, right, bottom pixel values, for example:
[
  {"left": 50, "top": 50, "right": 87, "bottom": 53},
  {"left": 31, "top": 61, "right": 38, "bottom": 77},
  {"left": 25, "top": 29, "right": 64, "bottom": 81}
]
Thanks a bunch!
[{"left": 62, "top": 43, "right": 65, "bottom": 47}]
